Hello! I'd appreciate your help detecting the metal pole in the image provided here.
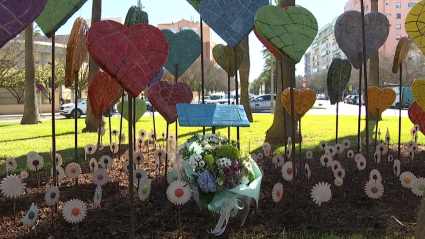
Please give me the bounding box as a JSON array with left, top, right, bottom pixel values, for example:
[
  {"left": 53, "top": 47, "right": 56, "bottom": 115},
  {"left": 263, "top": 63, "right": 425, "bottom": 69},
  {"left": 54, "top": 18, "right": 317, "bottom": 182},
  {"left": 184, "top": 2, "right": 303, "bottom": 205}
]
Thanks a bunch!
[
  {"left": 52, "top": 34, "right": 57, "bottom": 187},
  {"left": 357, "top": 53, "right": 363, "bottom": 153},
  {"left": 128, "top": 97, "right": 135, "bottom": 239},
  {"left": 398, "top": 64, "right": 402, "bottom": 160},
  {"left": 74, "top": 73, "right": 78, "bottom": 164},
  {"left": 270, "top": 57, "right": 274, "bottom": 114},
  {"left": 200, "top": 15, "right": 206, "bottom": 135},
  {"left": 228, "top": 74, "right": 231, "bottom": 139},
  {"left": 233, "top": 47, "right": 240, "bottom": 150}
]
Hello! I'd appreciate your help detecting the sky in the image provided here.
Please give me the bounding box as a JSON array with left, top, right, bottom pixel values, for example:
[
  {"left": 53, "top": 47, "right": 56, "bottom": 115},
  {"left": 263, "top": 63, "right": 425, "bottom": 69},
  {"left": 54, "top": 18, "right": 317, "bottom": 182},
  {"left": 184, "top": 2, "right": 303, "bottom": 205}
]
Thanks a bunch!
[{"left": 53, "top": 0, "right": 348, "bottom": 82}]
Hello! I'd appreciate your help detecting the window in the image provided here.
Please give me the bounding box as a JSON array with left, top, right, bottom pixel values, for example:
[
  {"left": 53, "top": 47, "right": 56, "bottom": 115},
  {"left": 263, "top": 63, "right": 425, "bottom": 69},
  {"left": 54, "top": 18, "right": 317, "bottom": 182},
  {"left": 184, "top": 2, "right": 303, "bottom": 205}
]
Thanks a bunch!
[
  {"left": 386, "top": 13, "right": 392, "bottom": 16},
  {"left": 396, "top": 35, "right": 401, "bottom": 40},
  {"left": 386, "top": 3, "right": 391, "bottom": 5},
  {"left": 332, "top": 44, "right": 339, "bottom": 51},
  {"left": 409, "top": 3, "right": 416, "bottom": 7},
  {"left": 396, "top": 2, "right": 401, "bottom": 8},
  {"left": 321, "top": 43, "right": 327, "bottom": 49},
  {"left": 321, "top": 50, "right": 327, "bottom": 57},
  {"left": 396, "top": 24, "right": 401, "bottom": 29},
  {"left": 322, "top": 65, "right": 327, "bottom": 70},
  {"left": 312, "top": 42, "right": 318, "bottom": 48},
  {"left": 366, "top": 5, "right": 369, "bottom": 11},
  {"left": 396, "top": 13, "right": 401, "bottom": 19}
]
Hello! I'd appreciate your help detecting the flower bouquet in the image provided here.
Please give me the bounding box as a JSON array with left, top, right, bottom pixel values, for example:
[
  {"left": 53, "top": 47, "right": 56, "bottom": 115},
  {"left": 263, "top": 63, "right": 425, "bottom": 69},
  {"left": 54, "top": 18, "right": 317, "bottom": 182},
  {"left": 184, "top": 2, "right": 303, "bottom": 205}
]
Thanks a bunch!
[{"left": 178, "top": 133, "right": 262, "bottom": 235}]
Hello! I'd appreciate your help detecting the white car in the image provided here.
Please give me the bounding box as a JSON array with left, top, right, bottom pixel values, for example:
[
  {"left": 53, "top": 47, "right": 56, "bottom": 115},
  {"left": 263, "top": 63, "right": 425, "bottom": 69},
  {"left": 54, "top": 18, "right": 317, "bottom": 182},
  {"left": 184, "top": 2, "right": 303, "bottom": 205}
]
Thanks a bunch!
[{"left": 60, "top": 98, "right": 87, "bottom": 118}]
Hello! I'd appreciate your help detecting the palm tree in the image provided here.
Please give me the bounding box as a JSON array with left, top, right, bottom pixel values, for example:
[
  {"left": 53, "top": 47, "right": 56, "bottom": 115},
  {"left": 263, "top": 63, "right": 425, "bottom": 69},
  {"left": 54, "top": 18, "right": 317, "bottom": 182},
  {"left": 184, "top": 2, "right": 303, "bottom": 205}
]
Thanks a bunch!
[{"left": 21, "top": 22, "right": 41, "bottom": 124}]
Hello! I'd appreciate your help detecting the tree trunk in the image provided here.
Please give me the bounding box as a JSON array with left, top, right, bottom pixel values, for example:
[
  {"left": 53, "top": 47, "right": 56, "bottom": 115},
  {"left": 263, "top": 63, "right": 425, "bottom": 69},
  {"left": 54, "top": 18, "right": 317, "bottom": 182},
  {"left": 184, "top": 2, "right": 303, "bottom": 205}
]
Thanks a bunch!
[
  {"left": 416, "top": 191, "right": 425, "bottom": 239},
  {"left": 83, "top": 0, "right": 102, "bottom": 132},
  {"left": 239, "top": 36, "right": 253, "bottom": 122},
  {"left": 265, "top": 0, "right": 296, "bottom": 144},
  {"left": 21, "top": 22, "right": 41, "bottom": 124},
  {"left": 368, "top": 0, "right": 381, "bottom": 121}
]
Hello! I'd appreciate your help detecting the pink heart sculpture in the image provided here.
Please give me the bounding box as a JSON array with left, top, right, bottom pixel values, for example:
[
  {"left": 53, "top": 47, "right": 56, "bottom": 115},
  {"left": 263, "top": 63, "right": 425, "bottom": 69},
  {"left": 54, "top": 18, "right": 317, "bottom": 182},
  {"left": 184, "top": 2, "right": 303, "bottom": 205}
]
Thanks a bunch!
[
  {"left": 408, "top": 102, "right": 425, "bottom": 135},
  {"left": 86, "top": 20, "right": 169, "bottom": 97},
  {"left": 148, "top": 81, "right": 193, "bottom": 124},
  {"left": 0, "top": 0, "right": 48, "bottom": 48}
]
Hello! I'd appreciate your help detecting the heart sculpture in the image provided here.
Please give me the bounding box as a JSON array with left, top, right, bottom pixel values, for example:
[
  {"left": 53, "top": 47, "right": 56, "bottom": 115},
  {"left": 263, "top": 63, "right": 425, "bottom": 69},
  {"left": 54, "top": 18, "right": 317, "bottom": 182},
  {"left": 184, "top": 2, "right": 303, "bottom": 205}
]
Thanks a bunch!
[
  {"left": 412, "top": 79, "right": 425, "bottom": 111},
  {"left": 88, "top": 71, "right": 122, "bottom": 119},
  {"left": 118, "top": 99, "right": 147, "bottom": 122},
  {"left": 148, "top": 81, "right": 193, "bottom": 124},
  {"left": 161, "top": 29, "right": 201, "bottom": 78},
  {"left": 392, "top": 37, "right": 411, "bottom": 73},
  {"left": 149, "top": 67, "right": 165, "bottom": 87},
  {"left": 327, "top": 58, "right": 352, "bottom": 105},
  {"left": 408, "top": 102, "right": 425, "bottom": 135},
  {"left": 365, "top": 86, "right": 396, "bottom": 118},
  {"left": 35, "top": 0, "right": 87, "bottom": 38},
  {"left": 86, "top": 20, "right": 169, "bottom": 98},
  {"left": 255, "top": 5, "right": 318, "bottom": 64},
  {"left": 200, "top": 0, "right": 269, "bottom": 47},
  {"left": 406, "top": 1, "right": 425, "bottom": 54},
  {"left": 334, "top": 11, "right": 389, "bottom": 69},
  {"left": 281, "top": 88, "right": 316, "bottom": 121},
  {"left": 0, "top": 0, "right": 48, "bottom": 48},
  {"left": 187, "top": 0, "right": 201, "bottom": 12},
  {"left": 65, "top": 18, "right": 88, "bottom": 88},
  {"left": 212, "top": 44, "right": 244, "bottom": 77},
  {"left": 124, "top": 6, "right": 149, "bottom": 27}
]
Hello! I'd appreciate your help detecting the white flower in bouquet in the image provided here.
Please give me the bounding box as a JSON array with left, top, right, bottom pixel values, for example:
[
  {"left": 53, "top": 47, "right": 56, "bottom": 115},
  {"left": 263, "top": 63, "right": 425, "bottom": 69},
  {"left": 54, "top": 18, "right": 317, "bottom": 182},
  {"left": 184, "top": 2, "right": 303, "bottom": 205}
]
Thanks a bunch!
[
  {"left": 240, "top": 176, "right": 249, "bottom": 185},
  {"left": 204, "top": 144, "right": 213, "bottom": 150},
  {"left": 189, "top": 160, "right": 198, "bottom": 169},
  {"left": 242, "top": 161, "right": 253, "bottom": 171},
  {"left": 201, "top": 140, "right": 208, "bottom": 146}
]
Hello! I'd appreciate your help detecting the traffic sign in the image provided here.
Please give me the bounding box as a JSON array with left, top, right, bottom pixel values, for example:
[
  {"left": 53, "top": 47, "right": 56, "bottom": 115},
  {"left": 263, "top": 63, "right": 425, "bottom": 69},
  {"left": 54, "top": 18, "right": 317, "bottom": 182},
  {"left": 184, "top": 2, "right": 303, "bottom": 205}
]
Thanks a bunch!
[
  {"left": 302, "top": 82, "right": 307, "bottom": 88},
  {"left": 36, "top": 84, "right": 44, "bottom": 91},
  {"left": 302, "top": 77, "right": 307, "bottom": 83}
]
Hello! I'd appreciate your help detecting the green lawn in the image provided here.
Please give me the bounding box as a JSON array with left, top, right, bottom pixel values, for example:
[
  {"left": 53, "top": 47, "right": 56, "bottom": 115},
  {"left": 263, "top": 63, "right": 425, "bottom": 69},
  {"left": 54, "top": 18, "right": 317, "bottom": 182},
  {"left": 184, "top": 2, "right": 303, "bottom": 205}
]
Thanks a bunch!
[{"left": 0, "top": 114, "right": 419, "bottom": 177}]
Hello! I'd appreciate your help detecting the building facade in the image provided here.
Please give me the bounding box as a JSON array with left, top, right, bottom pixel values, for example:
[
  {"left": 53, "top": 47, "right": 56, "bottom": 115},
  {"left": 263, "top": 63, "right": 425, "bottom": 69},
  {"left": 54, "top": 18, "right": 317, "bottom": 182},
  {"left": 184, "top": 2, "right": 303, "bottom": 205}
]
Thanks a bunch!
[
  {"left": 344, "top": 0, "right": 419, "bottom": 56},
  {"left": 304, "top": 17, "right": 346, "bottom": 76},
  {"left": 157, "top": 19, "right": 215, "bottom": 61}
]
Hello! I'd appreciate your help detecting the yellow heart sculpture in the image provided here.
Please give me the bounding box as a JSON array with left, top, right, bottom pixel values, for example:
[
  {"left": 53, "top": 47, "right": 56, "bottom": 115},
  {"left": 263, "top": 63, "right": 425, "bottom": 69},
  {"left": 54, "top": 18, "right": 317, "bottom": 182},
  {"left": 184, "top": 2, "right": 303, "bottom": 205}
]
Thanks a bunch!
[
  {"left": 406, "top": 1, "right": 425, "bottom": 54},
  {"left": 281, "top": 88, "right": 316, "bottom": 121},
  {"left": 366, "top": 87, "right": 396, "bottom": 117},
  {"left": 412, "top": 79, "right": 425, "bottom": 110},
  {"left": 392, "top": 37, "right": 411, "bottom": 73}
]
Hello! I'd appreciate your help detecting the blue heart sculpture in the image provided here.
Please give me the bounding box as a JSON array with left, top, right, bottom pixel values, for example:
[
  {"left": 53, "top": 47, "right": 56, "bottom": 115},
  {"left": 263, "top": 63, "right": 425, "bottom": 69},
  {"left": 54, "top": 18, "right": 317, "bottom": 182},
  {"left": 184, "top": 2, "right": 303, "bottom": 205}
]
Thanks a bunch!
[
  {"left": 200, "top": 0, "right": 269, "bottom": 47},
  {"left": 161, "top": 29, "right": 201, "bottom": 78},
  {"left": 149, "top": 67, "right": 164, "bottom": 87}
]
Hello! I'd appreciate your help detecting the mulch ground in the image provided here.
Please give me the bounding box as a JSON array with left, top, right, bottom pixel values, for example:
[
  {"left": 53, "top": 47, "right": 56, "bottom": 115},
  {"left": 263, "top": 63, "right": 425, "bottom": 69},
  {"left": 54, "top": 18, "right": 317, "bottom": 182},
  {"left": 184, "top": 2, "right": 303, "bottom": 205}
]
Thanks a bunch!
[{"left": 0, "top": 143, "right": 423, "bottom": 239}]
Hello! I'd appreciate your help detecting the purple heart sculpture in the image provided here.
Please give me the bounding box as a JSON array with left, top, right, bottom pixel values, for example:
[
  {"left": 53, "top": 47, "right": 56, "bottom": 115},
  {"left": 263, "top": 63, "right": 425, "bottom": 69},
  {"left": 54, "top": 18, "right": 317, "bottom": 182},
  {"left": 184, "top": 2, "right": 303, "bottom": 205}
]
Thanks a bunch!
[
  {"left": 149, "top": 67, "right": 164, "bottom": 87},
  {"left": 0, "top": 0, "right": 48, "bottom": 48}
]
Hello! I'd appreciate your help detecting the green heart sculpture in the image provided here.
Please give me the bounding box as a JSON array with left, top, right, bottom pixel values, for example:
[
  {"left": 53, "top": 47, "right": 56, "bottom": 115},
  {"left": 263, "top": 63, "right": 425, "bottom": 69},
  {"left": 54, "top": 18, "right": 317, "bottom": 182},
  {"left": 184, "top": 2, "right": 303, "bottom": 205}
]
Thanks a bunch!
[
  {"left": 124, "top": 6, "right": 149, "bottom": 27},
  {"left": 254, "top": 5, "right": 318, "bottom": 64},
  {"left": 212, "top": 44, "right": 244, "bottom": 77},
  {"left": 187, "top": 0, "right": 201, "bottom": 12},
  {"left": 326, "top": 58, "right": 352, "bottom": 105},
  {"left": 118, "top": 99, "right": 147, "bottom": 122}
]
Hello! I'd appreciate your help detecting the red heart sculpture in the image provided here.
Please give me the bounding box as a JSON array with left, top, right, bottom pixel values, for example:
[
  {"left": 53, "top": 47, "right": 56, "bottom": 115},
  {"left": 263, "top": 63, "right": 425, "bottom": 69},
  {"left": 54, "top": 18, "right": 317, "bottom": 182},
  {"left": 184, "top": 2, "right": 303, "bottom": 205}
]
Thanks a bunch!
[
  {"left": 148, "top": 81, "right": 193, "bottom": 124},
  {"left": 88, "top": 71, "right": 122, "bottom": 119},
  {"left": 408, "top": 101, "right": 425, "bottom": 135},
  {"left": 86, "top": 20, "right": 169, "bottom": 97}
]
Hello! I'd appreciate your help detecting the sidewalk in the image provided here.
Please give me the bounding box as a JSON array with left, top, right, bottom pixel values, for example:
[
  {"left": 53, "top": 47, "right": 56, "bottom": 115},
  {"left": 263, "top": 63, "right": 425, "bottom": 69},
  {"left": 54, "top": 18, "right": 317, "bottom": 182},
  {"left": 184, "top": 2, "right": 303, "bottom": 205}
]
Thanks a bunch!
[{"left": 0, "top": 113, "right": 61, "bottom": 118}]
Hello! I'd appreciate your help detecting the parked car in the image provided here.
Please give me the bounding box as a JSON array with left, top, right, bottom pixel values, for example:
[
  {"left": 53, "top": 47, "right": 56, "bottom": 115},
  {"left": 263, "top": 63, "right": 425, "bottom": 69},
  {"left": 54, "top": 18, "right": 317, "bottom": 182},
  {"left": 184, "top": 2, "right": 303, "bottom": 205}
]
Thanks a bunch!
[
  {"left": 249, "top": 94, "right": 277, "bottom": 111},
  {"left": 390, "top": 87, "right": 414, "bottom": 109},
  {"left": 205, "top": 92, "right": 226, "bottom": 104},
  {"left": 344, "top": 95, "right": 352, "bottom": 103},
  {"left": 317, "top": 94, "right": 326, "bottom": 100},
  {"left": 349, "top": 95, "right": 359, "bottom": 104},
  {"left": 60, "top": 98, "right": 87, "bottom": 118}
]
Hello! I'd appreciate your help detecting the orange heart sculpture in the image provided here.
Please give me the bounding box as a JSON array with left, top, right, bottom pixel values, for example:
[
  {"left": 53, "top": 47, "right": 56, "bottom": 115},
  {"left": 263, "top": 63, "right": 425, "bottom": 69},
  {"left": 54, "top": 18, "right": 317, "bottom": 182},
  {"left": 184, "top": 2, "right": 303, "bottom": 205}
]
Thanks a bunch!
[
  {"left": 88, "top": 71, "right": 122, "bottom": 119},
  {"left": 365, "top": 86, "right": 396, "bottom": 117},
  {"left": 281, "top": 88, "right": 316, "bottom": 121}
]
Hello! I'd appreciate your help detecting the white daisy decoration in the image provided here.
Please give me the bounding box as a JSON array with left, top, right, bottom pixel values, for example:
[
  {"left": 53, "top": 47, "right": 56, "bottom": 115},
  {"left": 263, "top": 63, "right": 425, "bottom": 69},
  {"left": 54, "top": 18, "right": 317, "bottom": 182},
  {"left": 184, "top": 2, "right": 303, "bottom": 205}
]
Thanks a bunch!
[
  {"left": 319, "top": 141, "right": 327, "bottom": 150},
  {"left": 272, "top": 155, "right": 284, "bottom": 168},
  {"left": 385, "top": 128, "right": 390, "bottom": 145},
  {"left": 123, "top": 161, "right": 130, "bottom": 173},
  {"left": 62, "top": 199, "right": 87, "bottom": 224},
  {"left": 375, "top": 143, "right": 388, "bottom": 156},
  {"left": 27, "top": 151, "right": 39, "bottom": 159},
  {"left": 120, "top": 133, "right": 126, "bottom": 143},
  {"left": 45, "top": 186, "right": 60, "bottom": 206},
  {"left": 407, "top": 140, "right": 417, "bottom": 149},
  {"left": 412, "top": 178, "right": 425, "bottom": 197},
  {"left": 51, "top": 166, "right": 65, "bottom": 182},
  {"left": 85, "top": 144, "right": 97, "bottom": 155},
  {"left": 111, "top": 129, "right": 119, "bottom": 136},
  {"left": 257, "top": 153, "right": 264, "bottom": 160},
  {"left": 356, "top": 156, "right": 366, "bottom": 171},
  {"left": 22, "top": 203, "right": 38, "bottom": 227},
  {"left": 139, "top": 129, "right": 147, "bottom": 139},
  {"left": 148, "top": 131, "right": 156, "bottom": 142},
  {"left": 94, "top": 186, "right": 102, "bottom": 206},
  {"left": 287, "top": 137, "right": 292, "bottom": 146},
  {"left": 393, "top": 160, "right": 401, "bottom": 177},
  {"left": 272, "top": 183, "right": 283, "bottom": 202},
  {"left": 20, "top": 170, "right": 28, "bottom": 180},
  {"left": 89, "top": 158, "right": 99, "bottom": 172},
  {"left": 365, "top": 180, "right": 384, "bottom": 199},
  {"left": 168, "top": 133, "right": 177, "bottom": 146},
  {"left": 5, "top": 158, "right": 17, "bottom": 172},
  {"left": 325, "top": 145, "right": 337, "bottom": 156},
  {"left": 92, "top": 169, "right": 109, "bottom": 186},
  {"left": 373, "top": 151, "right": 381, "bottom": 164},
  {"left": 387, "top": 155, "right": 394, "bottom": 162},
  {"left": 320, "top": 154, "right": 333, "bottom": 167},
  {"left": 285, "top": 148, "right": 291, "bottom": 159},
  {"left": 65, "top": 163, "right": 81, "bottom": 179},
  {"left": 311, "top": 182, "right": 332, "bottom": 206},
  {"left": 262, "top": 142, "right": 271, "bottom": 157},
  {"left": 409, "top": 149, "right": 415, "bottom": 161},
  {"left": 0, "top": 175, "right": 26, "bottom": 198},
  {"left": 155, "top": 150, "right": 166, "bottom": 162},
  {"left": 330, "top": 160, "right": 341, "bottom": 173},
  {"left": 110, "top": 142, "right": 119, "bottom": 154},
  {"left": 281, "top": 161, "right": 293, "bottom": 181},
  {"left": 27, "top": 153, "right": 44, "bottom": 171},
  {"left": 54, "top": 154, "right": 63, "bottom": 166},
  {"left": 400, "top": 171, "right": 416, "bottom": 189},
  {"left": 347, "top": 150, "right": 354, "bottom": 159},
  {"left": 305, "top": 163, "right": 311, "bottom": 180},
  {"left": 411, "top": 127, "right": 418, "bottom": 137},
  {"left": 97, "top": 126, "right": 106, "bottom": 136},
  {"left": 166, "top": 180, "right": 192, "bottom": 205},
  {"left": 97, "top": 142, "right": 104, "bottom": 151},
  {"left": 354, "top": 153, "right": 364, "bottom": 163},
  {"left": 134, "top": 152, "right": 144, "bottom": 166},
  {"left": 334, "top": 177, "right": 343, "bottom": 187},
  {"left": 334, "top": 168, "right": 346, "bottom": 179},
  {"left": 369, "top": 169, "right": 382, "bottom": 182},
  {"left": 341, "top": 139, "right": 351, "bottom": 149},
  {"left": 362, "top": 136, "right": 373, "bottom": 146},
  {"left": 138, "top": 178, "right": 151, "bottom": 201},
  {"left": 334, "top": 143, "right": 344, "bottom": 154},
  {"left": 134, "top": 169, "right": 148, "bottom": 186},
  {"left": 305, "top": 150, "right": 313, "bottom": 160},
  {"left": 167, "top": 169, "right": 182, "bottom": 184},
  {"left": 250, "top": 153, "right": 258, "bottom": 162},
  {"left": 99, "top": 155, "right": 113, "bottom": 169}
]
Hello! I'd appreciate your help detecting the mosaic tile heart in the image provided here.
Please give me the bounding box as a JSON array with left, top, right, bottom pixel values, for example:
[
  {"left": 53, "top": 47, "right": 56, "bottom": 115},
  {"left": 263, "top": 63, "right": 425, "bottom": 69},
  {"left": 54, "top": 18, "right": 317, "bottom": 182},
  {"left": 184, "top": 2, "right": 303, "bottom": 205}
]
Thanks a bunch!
[
  {"left": 88, "top": 71, "right": 122, "bottom": 119},
  {"left": 161, "top": 29, "right": 201, "bottom": 78},
  {"left": 406, "top": 1, "right": 425, "bottom": 54},
  {"left": 392, "top": 37, "right": 411, "bottom": 73},
  {"left": 35, "top": 0, "right": 87, "bottom": 38},
  {"left": 200, "top": 0, "right": 269, "bottom": 47},
  {"left": 281, "top": 88, "right": 316, "bottom": 121},
  {"left": 86, "top": 20, "right": 169, "bottom": 97},
  {"left": 327, "top": 58, "right": 352, "bottom": 105},
  {"left": 212, "top": 44, "right": 244, "bottom": 77},
  {"left": 334, "top": 11, "right": 389, "bottom": 69},
  {"left": 118, "top": 99, "right": 147, "bottom": 122},
  {"left": 255, "top": 5, "right": 318, "bottom": 64},
  {"left": 187, "top": 0, "right": 201, "bottom": 12},
  {"left": 409, "top": 101, "right": 425, "bottom": 135},
  {"left": 124, "top": 5, "right": 149, "bottom": 27},
  {"left": 149, "top": 67, "right": 164, "bottom": 87},
  {"left": 0, "top": 0, "right": 47, "bottom": 48},
  {"left": 366, "top": 87, "right": 396, "bottom": 118},
  {"left": 412, "top": 79, "right": 425, "bottom": 111},
  {"left": 148, "top": 81, "right": 193, "bottom": 124}
]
